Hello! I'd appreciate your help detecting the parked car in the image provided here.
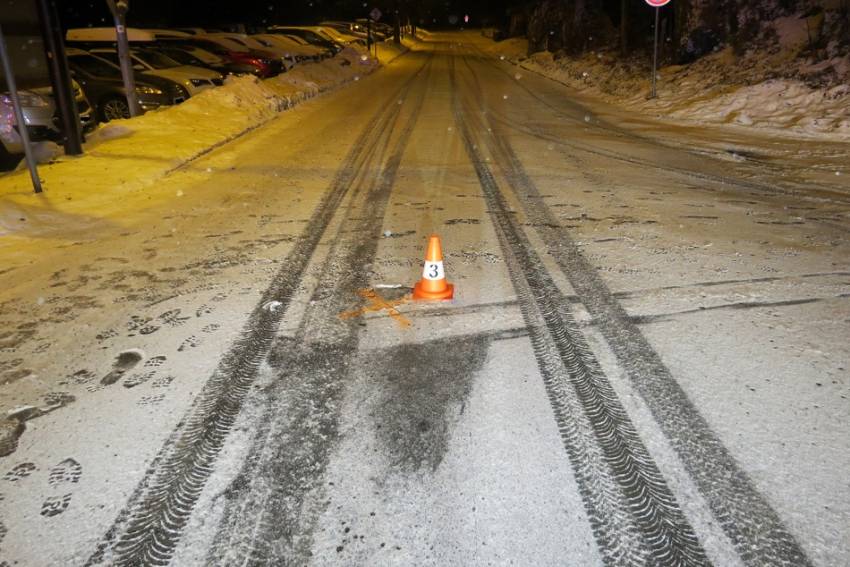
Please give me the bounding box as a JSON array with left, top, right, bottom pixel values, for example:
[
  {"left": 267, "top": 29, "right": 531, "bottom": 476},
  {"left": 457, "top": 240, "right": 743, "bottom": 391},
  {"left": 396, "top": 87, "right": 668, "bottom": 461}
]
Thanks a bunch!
[
  {"left": 0, "top": 89, "right": 57, "bottom": 170},
  {"left": 154, "top": 37, "right": 272, "bottom": 77},
  {"left": 149, "top": 44, "right": 257, "bottom": 77},
  {"left": 251, "top": 34, "right": 327, "bottom": 62},
  {"left": 356, "top": 19, "right": 393, "bottom": 37},
  {"left": 201, "top": 33, "right": 294, "bottom": 71},
  {"left": 0, "top": 79, "right": 95, "bottom": 171},
  {"left": 86, "top": 47, "right": 223, "bottom": 96},
  {"left": 267, "top": 26, "right": 343, "bottom": 54},
  {"left": 310, "top": 25, "right": 367, "bottom": 46},
  {"left": 173, "top": 27, "right": 207, "bottom": 36},
  {"left": 70, "top": 79, "right": 96, "bottom": 132},
  {"left": 66, "top": 48, "right": 180, "bottom": 122},
  {"left": 177, "top": 36, "right": 282, "bottom": 77},
  {"left": 320, "top": 21, "right": 373, "bottom": 41},
  {"left": 67, "top": 27, "right": 164, "bottom": 43}
]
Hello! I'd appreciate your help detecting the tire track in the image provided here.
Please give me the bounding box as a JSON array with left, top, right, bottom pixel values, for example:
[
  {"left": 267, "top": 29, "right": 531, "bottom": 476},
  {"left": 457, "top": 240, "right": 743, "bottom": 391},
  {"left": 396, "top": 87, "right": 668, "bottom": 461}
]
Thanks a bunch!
[
  {"left": 206, "top": 55, "right": 433, "bottom": 567},
  {"left": 85, "top": 55, "right": 433, "bottom": 567},
  {"left": 451, "top": 55, "right": 709, "bottom": 567},
  {"left": 457, "top": 55, "right": 812, "bottom": 567}
]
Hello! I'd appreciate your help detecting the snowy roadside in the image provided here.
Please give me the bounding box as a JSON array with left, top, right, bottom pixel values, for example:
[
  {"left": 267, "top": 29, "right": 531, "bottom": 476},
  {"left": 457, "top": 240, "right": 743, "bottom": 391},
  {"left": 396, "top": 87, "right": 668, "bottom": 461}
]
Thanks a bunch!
[
  {"left": 0, "top": 40, "right": 409, "bottom": 245},
  {"left": 479, "top": 33, "right": 850, "bottom": 140}
]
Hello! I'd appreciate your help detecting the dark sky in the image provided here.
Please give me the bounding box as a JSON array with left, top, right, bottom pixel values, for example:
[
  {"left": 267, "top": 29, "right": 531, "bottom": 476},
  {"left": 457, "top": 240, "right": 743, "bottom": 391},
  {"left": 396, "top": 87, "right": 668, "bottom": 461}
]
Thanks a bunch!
[{"left": 55, "top": 0, "right": 516, "bottom": 30}]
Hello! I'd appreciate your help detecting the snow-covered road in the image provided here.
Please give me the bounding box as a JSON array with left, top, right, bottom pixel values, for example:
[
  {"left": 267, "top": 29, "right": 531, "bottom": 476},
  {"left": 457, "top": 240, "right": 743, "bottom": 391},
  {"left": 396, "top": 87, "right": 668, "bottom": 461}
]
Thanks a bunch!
[{"left": 1, "top": 34, "right": 849, "bottom": 566}]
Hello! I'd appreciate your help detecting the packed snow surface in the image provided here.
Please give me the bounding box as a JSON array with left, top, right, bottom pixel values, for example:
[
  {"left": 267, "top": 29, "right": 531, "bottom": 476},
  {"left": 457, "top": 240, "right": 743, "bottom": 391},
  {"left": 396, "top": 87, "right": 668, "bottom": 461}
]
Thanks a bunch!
[{"left": 0, "top": 31, "right": 847, "bottom": 567}]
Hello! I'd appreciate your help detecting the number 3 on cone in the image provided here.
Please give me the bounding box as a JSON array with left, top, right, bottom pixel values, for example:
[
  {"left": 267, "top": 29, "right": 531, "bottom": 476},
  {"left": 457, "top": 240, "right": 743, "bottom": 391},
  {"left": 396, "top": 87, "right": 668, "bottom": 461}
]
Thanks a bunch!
[{"left": 423, "top": 261, "right": 444, "bottom": 280}]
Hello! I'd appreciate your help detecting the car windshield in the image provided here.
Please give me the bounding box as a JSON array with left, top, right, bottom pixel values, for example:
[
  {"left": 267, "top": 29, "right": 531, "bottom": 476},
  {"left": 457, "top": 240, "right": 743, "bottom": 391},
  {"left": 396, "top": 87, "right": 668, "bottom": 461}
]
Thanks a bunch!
[
  {"left": 133, "top": 50, "right": 181, "bottom": 69},
  {"left": 90, "top": 51, "right": 121, "bottom": 67},
  {"left": 210, "top": 38, "right": 249, "bottom": 52},
  {"left": 188, "top": 41, "right": 232, "bottom": 56},
  {"left": 67, "top": 53, "right": 120, "bottom": 77},
  {"left": 160, "top": 49, "right": 204, "bottom": 67},
  {"left": 300, "top": 31, "right": 329, "bottom": 44}
]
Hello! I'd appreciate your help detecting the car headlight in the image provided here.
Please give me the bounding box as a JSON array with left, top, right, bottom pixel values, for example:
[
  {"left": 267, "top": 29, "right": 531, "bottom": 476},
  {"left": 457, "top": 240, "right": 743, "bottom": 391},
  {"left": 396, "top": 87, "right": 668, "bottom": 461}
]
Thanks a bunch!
[
  {"left": 136, "top": 85, "right": 163, "bottom": 95},
  {"left": 189, "top": 78, "right": 208, "bottom": 87}
]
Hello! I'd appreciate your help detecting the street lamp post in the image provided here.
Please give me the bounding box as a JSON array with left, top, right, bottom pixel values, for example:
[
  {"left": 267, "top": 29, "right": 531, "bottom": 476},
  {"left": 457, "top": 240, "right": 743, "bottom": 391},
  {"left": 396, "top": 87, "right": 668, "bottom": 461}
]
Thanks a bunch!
[{"left": 105, "top": 0, "right": 141, "bottom": 117}]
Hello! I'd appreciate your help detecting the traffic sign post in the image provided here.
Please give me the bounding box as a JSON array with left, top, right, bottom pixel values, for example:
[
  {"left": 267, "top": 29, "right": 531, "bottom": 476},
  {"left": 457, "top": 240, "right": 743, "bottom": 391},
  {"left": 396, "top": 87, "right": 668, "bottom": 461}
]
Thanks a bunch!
[
  {"left": 645, "top": 0, "right": 671, "bottom": 99},
  {"left": 369, "top": 7, "right": 382, "bottom": 58}
]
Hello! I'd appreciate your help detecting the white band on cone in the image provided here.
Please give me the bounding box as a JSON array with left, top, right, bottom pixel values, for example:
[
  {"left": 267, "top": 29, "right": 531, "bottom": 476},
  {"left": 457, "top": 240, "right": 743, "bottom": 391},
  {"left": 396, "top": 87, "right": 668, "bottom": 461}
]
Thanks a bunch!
[{"left": 422, "top": 261, "right": 445, "bottom": 281}]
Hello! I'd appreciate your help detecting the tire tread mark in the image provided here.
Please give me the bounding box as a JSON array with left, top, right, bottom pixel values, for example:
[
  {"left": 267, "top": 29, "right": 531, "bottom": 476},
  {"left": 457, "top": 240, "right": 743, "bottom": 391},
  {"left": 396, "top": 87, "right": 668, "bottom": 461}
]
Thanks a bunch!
[
  {"left": 208, "top": 56, "right": 433, "bottom": 566},
  {"left": 459, "top": 55, "right": 811, "bottom": 567},
  {"left": 85, "top": 57, "right": 433, "bottom": 567},
  {"left": 452, "top": 55, "right": 709, "bottom": 567}
]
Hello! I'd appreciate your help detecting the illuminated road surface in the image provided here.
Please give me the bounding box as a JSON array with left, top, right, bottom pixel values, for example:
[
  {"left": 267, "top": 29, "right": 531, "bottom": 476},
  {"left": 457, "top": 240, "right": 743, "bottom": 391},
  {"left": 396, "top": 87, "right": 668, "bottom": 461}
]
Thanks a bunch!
[{"left": 1, "top": 35, "right": 849, "bottom": 566}]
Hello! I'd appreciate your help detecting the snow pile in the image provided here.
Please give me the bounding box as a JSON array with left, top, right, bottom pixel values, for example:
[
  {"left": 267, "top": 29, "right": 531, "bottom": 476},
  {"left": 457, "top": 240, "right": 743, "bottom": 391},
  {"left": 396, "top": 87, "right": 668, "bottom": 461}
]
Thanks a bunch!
[
  {"left": 484, "top": 20, "right": 850, "bottom": 139},
  {"left": 660, "top": 79, "right": 850, "bottom": 134},
  {"left": 80, "top": 73, "right": 290, "bottom": 162},
  {"left": 0, "top": 43, "right": 412, "bottom": 240}
]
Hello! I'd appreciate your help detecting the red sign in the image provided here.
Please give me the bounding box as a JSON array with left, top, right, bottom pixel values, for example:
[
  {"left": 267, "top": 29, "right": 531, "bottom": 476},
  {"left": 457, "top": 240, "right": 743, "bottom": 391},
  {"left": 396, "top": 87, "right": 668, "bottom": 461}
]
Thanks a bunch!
[{"left": 645, "top": 0, "right": 671, "bottom": 6}]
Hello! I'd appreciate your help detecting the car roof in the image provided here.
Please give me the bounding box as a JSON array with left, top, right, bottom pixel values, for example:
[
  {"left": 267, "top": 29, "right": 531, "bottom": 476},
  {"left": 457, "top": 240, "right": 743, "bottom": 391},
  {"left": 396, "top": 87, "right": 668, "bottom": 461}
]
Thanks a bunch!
[
  {"left": 66, "top": 27, "right": 191, "bottom": 42},
  {"left": 67, "top": 27, "right": 154, "bottom": 42}
]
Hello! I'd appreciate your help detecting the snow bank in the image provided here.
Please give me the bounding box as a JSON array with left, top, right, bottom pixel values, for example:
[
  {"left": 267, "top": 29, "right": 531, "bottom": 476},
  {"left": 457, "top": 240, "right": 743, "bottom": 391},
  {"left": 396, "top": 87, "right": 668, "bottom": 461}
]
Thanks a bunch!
[
  {"left": 484, "top": 32, "right": 850, "bottom": 140},
  {"left": 0, "top": 43, "right": 409, "bottom": 239}
]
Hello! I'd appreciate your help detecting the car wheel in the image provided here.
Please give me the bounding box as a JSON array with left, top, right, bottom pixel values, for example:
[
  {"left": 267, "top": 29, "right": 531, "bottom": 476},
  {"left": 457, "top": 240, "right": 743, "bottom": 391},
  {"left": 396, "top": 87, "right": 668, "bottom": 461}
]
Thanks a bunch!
[{"left": 99, "top": 96, "right": 131, "bottom": 122}]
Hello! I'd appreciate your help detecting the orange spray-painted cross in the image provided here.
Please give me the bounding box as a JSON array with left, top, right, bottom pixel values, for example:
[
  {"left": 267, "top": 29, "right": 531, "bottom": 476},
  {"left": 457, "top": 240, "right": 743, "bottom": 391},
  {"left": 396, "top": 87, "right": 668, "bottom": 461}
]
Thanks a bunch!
[{"left": 339, "top": 288, "right": 412, "bottom": 328}]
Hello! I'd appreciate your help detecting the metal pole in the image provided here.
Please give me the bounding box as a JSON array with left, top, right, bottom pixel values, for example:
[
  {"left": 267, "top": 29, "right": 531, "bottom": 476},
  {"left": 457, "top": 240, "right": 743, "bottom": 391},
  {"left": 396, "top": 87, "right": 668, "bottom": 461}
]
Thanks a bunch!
[
  {"left": 0, "top": 24, "right": 43, "bottom": 194},
  {"left": 650, "top": 6, "right": 659, "bottom": 99},
  {"left": 36, "top": 0, "right": 83, "bottom": 155},
  {"left": 105, "top": 0, "right": 141, "bottom": 116}
]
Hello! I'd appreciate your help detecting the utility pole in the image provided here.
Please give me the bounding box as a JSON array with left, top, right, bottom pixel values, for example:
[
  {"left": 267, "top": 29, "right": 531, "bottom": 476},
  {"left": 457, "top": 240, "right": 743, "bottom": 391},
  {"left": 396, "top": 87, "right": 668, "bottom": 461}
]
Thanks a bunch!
[
  {"left": 36, "top": 0, "right": 83, "bottom": 156},
  {"left": 105, "top": 0, "right": 141, "bottom": 116}
]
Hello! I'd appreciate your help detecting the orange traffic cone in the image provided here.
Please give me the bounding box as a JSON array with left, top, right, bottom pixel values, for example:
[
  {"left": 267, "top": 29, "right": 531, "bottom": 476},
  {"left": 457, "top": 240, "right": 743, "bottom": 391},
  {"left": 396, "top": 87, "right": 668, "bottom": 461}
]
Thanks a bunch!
[{"left": 413, "top": 235, "right": 454, "bottom": 300}]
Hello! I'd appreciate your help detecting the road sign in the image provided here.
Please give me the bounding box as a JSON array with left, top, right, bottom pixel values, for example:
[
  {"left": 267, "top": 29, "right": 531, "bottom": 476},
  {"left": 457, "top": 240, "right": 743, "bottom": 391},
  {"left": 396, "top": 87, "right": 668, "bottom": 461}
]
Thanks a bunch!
[
  {"left": 645, "top": 0, "right": 671, "bottom": 5},
  {"left": 370, "top": 7, "right": 382, "bottom": 21}
]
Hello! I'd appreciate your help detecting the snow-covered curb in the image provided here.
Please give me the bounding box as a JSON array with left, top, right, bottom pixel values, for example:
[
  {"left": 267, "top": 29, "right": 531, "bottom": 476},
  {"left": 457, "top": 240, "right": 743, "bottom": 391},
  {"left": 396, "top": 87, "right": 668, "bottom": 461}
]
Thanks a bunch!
[
  {"left": 483, "top": 37, "right": 850, "bottom": 140},
  {"left": 0, "top": 41, "right": 409, "bottom": 237}
]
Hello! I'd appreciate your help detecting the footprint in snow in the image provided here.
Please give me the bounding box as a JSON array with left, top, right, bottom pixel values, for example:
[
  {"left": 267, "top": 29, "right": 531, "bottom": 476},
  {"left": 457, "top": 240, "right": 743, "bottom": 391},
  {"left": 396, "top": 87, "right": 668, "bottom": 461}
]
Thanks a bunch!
[
  {"left": 100, "top": 350, "right": 144, "bottom": 386},
  {"left": 40, "top": 458, "right": 82, "bottom": 518},
  {"left": 3, "top": 462, "right": 37, "bottom": 482}
]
